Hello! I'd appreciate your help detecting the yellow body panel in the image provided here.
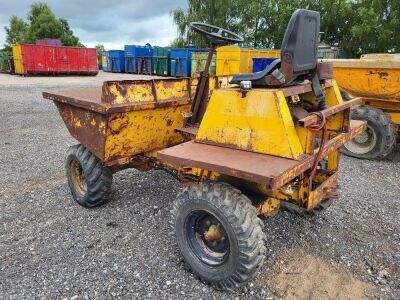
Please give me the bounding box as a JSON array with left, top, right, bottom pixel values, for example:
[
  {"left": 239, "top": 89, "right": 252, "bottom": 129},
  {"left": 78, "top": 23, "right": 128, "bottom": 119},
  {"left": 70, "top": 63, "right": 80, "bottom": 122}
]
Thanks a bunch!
[
  {"left": 196, "top": 88, "right": 303, "bottom": 160},
  {"left": 104, "top": 104, "right": 189, "bottom": 161},
  {"left": 216, "top": 45, "right": 280, "bottom": 76},
  {"left": 12, "top": 44, "right": 24, "bottom": 74}
]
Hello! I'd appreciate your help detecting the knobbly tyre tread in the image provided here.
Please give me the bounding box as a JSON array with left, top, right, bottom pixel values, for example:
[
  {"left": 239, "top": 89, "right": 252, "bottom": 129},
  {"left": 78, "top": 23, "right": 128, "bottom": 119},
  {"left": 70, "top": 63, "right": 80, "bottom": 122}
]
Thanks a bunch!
[
  {"left": 66, "top": 144, "right": 112, "bottom": 208},
  {"left": 342, "top": 106, "right": 397, "bottom": 159},
  {"left": 170, "top": 182, "right": 266, "bottom": 290}
]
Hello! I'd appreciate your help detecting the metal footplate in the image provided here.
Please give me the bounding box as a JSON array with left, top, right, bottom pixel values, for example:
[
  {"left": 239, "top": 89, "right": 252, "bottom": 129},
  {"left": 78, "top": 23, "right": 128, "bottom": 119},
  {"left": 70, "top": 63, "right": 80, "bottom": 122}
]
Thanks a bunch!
[{"left": 158, "top": 120, "right": 366, "bottom": 191}]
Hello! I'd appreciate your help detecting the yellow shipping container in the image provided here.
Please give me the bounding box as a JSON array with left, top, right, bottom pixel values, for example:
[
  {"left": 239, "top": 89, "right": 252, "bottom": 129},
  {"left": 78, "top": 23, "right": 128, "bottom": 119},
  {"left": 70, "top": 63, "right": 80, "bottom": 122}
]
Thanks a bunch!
[
  {"left": 216, "top": 45, "right": 280, "bottom": 76},
  {"left": 12, "top": 44, "right": 24, "bottom": 74}
]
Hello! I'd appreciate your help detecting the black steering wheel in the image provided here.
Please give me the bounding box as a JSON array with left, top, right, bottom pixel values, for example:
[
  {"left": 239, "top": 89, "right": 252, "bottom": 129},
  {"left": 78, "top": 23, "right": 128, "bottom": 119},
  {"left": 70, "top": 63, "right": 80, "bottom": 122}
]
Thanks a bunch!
[{"left": 190, "top": 22, "right": 244, "bottom": 45}]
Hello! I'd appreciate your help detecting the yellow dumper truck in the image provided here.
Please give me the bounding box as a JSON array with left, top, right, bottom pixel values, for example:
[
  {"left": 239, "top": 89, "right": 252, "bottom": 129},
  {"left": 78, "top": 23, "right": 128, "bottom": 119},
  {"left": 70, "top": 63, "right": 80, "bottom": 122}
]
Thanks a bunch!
[
  {"left": 329, "top": 54, "right": 399, "bottom": 159},
  {"left": 44, "top": 10, "right": 365, "bottom": 290}
]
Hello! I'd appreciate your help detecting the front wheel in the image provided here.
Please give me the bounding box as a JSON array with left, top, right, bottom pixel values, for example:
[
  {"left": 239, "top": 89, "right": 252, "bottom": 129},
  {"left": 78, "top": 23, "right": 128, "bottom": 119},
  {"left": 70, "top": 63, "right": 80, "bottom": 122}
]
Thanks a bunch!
[
  {"left": 342, "top": 106, "right": 397, "bottom": 159},
  {"left": 171, "top": 182, "right": 266, "bottom": 290},
  {"left": 65, "top": 144, "right": 112, "bottom": 208}
]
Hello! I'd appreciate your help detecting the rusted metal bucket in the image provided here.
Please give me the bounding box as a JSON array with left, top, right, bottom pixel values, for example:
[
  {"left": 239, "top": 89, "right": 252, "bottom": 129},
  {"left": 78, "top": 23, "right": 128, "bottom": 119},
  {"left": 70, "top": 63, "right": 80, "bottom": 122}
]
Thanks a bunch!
[{"left": 44, "top": 79, "right": 193, "bottom": 165}]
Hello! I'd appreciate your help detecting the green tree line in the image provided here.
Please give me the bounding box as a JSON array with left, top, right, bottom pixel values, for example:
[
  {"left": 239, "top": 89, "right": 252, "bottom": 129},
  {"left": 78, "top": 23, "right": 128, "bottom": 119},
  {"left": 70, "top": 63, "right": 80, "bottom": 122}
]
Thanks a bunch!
[
  {"left": 170, "top": 0, "right": 400, "bottom": 57},
  {"left": 3, "top": 2, "right": 82, "bottom": 50}
]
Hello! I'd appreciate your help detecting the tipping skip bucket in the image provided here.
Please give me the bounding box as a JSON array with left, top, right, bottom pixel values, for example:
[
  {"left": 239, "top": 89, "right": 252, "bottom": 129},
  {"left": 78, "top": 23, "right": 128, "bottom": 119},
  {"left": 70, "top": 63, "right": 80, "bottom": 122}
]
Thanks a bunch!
[{"left": 43, "top": 79, "right": 194, "bottom": 163}]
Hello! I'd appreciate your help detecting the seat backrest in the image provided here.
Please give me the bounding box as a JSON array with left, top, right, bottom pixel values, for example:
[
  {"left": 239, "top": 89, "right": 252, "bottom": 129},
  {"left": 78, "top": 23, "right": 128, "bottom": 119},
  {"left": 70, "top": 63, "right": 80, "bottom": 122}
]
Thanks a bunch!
[{"left": 280, "top": 9, "right": 320, "bottom": 73}]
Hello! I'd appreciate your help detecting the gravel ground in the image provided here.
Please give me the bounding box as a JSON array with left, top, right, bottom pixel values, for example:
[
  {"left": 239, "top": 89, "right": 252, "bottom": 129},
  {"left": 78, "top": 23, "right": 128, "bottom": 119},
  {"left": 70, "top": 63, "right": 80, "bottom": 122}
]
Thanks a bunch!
[{"left": 0, "top": 71, "right": 399, "bottom": 299}]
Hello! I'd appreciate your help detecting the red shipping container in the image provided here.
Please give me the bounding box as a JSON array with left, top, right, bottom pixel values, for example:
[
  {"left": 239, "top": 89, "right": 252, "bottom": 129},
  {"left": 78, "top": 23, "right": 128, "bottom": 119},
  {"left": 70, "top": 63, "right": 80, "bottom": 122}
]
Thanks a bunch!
[{"left": 13, "top": 44, "right": 98, "bottom": 75}]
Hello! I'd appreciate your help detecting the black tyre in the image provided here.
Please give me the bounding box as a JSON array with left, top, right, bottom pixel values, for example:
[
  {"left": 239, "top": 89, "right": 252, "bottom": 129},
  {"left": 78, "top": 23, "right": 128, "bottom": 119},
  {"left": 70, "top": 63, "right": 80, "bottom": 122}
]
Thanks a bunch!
[
  {"left": 171, "top": 182, "right": 266, "bottom": 290},
  {"left": 65, "top": 144, "right": 112, "bottom": 208},
  {"left": 342, "top": 106, "right": 397, "bottom": 159}
]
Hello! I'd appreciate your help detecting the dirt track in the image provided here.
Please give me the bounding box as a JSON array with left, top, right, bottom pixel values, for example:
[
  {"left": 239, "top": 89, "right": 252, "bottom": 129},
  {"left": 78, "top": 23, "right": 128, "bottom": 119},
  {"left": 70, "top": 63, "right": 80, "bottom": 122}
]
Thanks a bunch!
[{"left": 0, "top": 71, "right": 399, "bottom": 299}]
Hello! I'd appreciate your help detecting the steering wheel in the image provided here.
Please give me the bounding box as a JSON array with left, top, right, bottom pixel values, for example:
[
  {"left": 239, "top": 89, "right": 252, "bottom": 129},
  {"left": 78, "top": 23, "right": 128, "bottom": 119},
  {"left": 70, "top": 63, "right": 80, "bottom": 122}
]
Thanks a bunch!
[{"left": 190, "top": 22, "right": 244, "bottom": 45}]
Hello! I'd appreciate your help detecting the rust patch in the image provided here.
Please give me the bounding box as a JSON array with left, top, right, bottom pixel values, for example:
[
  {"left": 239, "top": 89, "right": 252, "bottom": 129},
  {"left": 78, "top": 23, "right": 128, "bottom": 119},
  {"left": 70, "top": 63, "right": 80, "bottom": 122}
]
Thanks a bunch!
[{"left": 55, "top": 102, "right": 107, "bottom": 160}]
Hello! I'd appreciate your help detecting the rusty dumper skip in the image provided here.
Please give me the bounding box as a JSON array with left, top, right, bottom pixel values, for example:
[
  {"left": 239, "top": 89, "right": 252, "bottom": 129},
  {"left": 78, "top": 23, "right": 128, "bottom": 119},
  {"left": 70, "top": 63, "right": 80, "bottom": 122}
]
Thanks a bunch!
[{"left": 44, "top": 10, "right": 366, "bottom": 290}]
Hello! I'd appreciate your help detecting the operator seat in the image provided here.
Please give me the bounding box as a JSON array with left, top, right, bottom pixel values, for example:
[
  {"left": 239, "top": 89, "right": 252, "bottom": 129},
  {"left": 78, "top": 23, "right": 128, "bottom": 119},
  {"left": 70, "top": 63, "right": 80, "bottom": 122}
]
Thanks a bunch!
[{"left": 230, "top": 9, "right": 320, "bottom": 87}]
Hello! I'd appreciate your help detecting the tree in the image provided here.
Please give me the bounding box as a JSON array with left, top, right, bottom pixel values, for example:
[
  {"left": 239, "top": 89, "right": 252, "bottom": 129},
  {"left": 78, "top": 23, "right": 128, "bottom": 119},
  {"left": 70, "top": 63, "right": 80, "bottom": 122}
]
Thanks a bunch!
[
  {"left": 170, "top": 0, "right": 242, "bottom": 47},
  {"left": 3, "top": 2, "right": 82, "bottom": 48},
  {"left": 171, "top": 0, "right": 400, "bottom": 57},
  {"left": 25, "top": 3, "right": 62, "bottom": 43},
  {"left": 60, "top": 18, "right": 82, "bottom": 46},
  {"left": 350, "top": 0, "right": 400, "bottom": 55},
  {"left": 4, "top": 16, "right": 28, "bottom": 50},
  {"left": 95, "top": 44, "right": 105, "bottom": 65}
]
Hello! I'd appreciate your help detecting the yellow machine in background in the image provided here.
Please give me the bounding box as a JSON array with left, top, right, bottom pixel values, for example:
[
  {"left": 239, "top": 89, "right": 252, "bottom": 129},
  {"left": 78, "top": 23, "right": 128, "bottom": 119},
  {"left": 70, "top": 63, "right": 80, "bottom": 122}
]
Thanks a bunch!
[
  {"left": 44, "top": 9, "right": 365, "bottom": 291},
  {"left": 216, "top": 45, "right": 280, "bottom": 75},
  {"left": 328, "top": 54, "right": 399, "bottom": 159}
]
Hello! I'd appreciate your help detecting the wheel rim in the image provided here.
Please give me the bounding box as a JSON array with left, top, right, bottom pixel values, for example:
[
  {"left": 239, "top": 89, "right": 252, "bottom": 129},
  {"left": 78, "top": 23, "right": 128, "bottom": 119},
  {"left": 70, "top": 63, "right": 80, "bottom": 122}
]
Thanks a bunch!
[
  {"left": 70, "top": 159, "right": 87, "bottom": 197},
  {"left": 185, "top": 210, "right": 230, "bottom": 266},
  {"left": 344, "top": 125, "right": 377, "bottom": 154}
]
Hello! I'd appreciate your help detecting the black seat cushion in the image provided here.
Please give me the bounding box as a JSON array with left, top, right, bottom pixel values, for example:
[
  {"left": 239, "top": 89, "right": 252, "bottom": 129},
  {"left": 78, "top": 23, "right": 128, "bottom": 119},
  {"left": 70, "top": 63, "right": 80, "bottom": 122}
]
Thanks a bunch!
[{"left": 229, "top": 59, "right": 280, "bottom": 85}]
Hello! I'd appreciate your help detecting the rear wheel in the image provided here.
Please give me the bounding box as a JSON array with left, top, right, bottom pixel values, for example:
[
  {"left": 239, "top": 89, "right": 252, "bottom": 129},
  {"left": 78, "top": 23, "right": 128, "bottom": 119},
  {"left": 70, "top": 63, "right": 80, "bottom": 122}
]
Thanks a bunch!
[
  {"left": 171, "top": 182, "right": 266, "bottom": 290},
  {"left": 66, "top": 144, "right": 112, "bottom": 208},
  {"left": 342, "top": 106, "right": 397, "bottom": 159}
]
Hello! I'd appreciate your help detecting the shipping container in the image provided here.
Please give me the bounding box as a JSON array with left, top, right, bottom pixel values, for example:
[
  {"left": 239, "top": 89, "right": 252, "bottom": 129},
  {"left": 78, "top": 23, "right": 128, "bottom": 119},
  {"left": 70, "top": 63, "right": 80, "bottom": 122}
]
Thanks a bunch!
[
  {"left": 191, "top": 52, "right": 216, "bottom": 77},
  {"left": 170, "top": 47, "right": 206, "bottom": 77},
  {"left": 107, "top": 50, "right": 125, "bottom": 73},
  {"left": 152, "top": 47, "right": 170, "bottom": 76},
  {"left": 36, "top": 38, "right": 62, "bottom": 47},
  {"left": 0, "top": 50, "right": 14, "bottom": 73},
  {"left": 124, "top": 45, "right": 137, "bottom": 73},
  {"left": 12, "top": 44, "right": 98, "bottom": 75},
  {"left": 216, "top": 46, "right": 280, "bottom": 76},
  {"left": 136, "top": 45, "right": 153, "bottom": 75},
  {"left": 252, "top": 58, "right": 277, "bottom": 72},
  {"left": 102, "top": 52, "right": 109, "bottom": 71}
]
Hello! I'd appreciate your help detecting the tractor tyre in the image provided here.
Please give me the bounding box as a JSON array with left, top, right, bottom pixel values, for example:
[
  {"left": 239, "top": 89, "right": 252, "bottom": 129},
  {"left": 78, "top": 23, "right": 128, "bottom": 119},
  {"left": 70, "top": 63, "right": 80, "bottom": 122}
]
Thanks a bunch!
[
  {"left": 171, "top": 182, "right": 266, "bottom": 290},
  {"left": 342, "top": 106, "right": 397, "bottom": 159},
  {"left": 65, "top": 144, "right": 112, "bottom": 208}
]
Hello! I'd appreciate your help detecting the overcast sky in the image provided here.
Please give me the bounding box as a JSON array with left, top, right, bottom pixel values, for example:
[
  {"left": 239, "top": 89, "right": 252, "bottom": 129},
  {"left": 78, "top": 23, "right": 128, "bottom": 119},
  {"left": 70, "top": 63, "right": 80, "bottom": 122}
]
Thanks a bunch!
[{"left": 0, "top": 0, "right": 187, "bottom": 49}]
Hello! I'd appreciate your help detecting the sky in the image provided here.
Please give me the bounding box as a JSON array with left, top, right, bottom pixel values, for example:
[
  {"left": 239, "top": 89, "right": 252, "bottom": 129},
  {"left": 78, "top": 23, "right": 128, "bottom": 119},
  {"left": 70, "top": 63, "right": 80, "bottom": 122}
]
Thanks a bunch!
[{"left": 0, "top": 0, "right": 187, "bottom": 49}]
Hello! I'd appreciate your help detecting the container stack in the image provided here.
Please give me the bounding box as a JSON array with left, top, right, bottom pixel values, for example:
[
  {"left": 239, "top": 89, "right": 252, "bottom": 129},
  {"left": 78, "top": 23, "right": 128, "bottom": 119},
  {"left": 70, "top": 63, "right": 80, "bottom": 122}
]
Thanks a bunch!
[{"left": 101, "top": 44, "right": 281, "bottom": 77}]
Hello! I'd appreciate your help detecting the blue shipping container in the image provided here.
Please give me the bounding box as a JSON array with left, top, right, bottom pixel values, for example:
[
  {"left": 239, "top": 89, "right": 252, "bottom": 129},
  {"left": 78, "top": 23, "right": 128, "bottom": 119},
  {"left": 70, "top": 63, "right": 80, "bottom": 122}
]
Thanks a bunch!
[
  {"left": 170, "top": 48, "right": 206, "bottom": 77},
  {"left": 107, "top": 50, "right": 125, "bottom": 73},
  {"left": 136, "top": 45, "right": 153, "bottom": 75},
  {"left": 124, "top": 45, "right": 137, "bottom": 73},
  {"left": 252, "top": 58, "right": 277, "bottom": 72}
]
